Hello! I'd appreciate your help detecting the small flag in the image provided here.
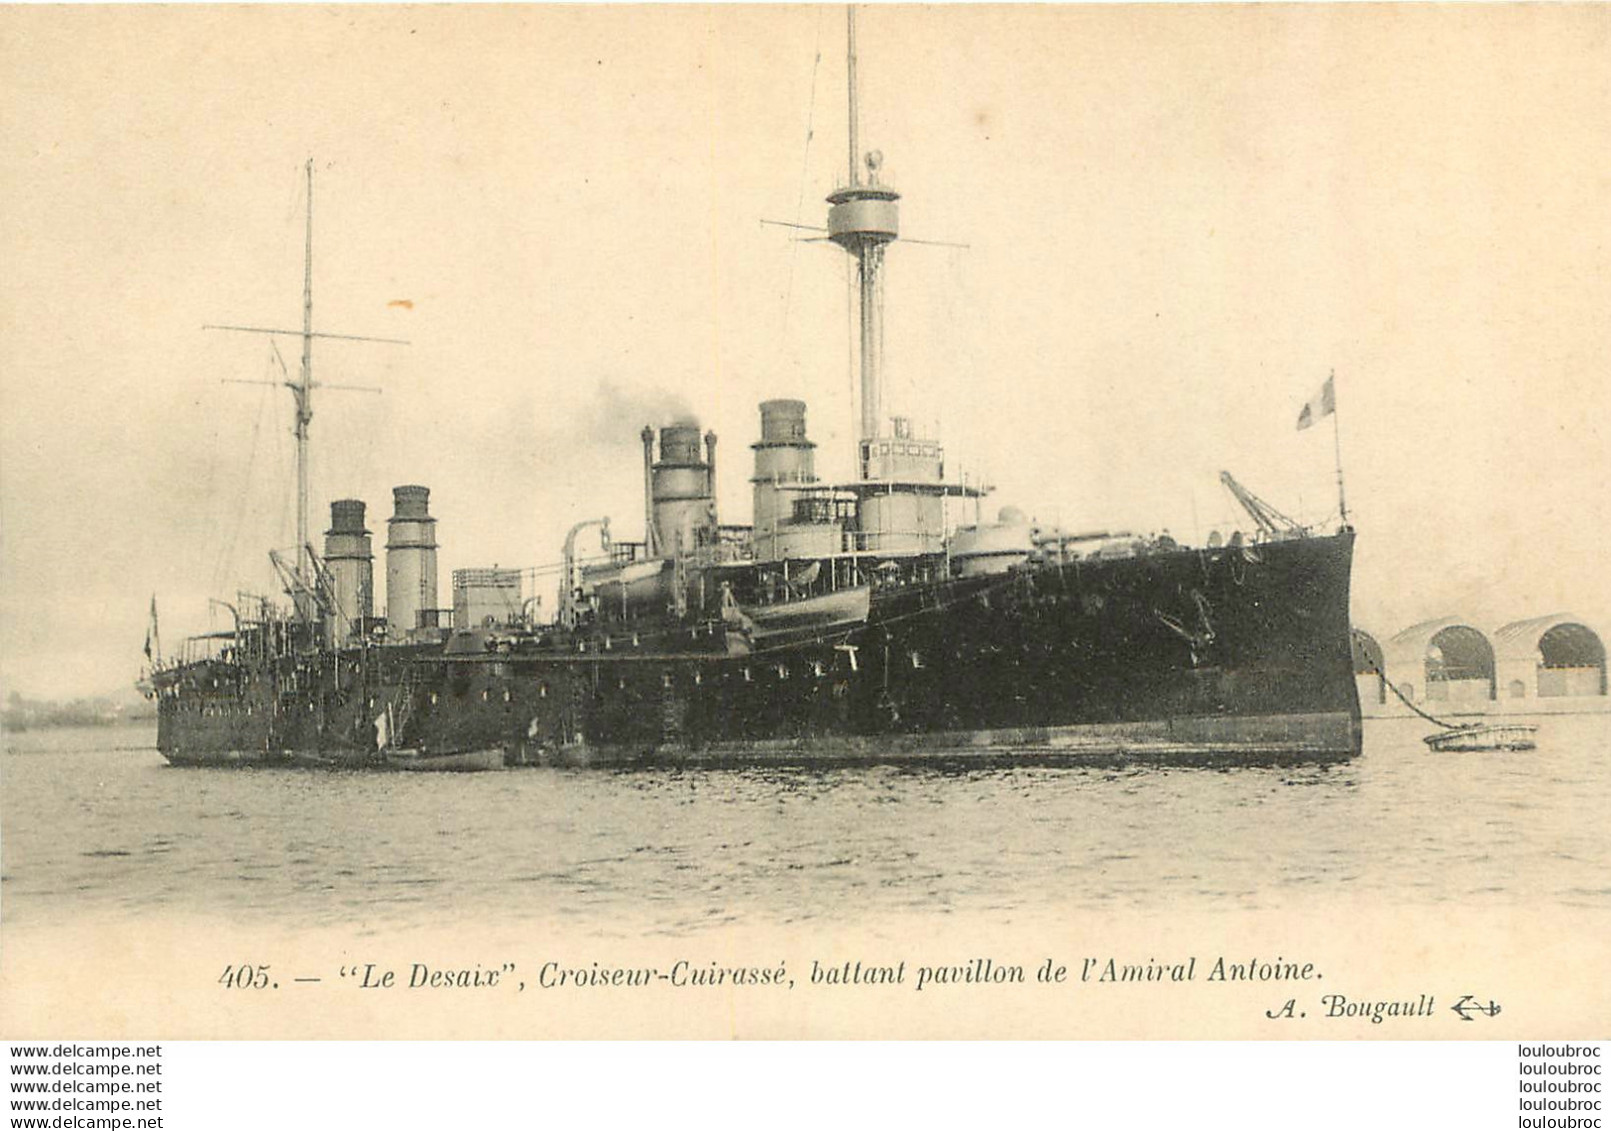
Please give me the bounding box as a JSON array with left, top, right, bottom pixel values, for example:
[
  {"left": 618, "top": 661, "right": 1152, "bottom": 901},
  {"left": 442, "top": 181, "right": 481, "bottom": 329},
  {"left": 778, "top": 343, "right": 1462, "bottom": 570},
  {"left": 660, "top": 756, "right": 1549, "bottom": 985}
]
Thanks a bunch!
[
  {"left": 143, "top": 596, "right": 158, "bottom": 661},
  {"left": 1296, "top": 374, "right": 1336, "bottom": 431}
]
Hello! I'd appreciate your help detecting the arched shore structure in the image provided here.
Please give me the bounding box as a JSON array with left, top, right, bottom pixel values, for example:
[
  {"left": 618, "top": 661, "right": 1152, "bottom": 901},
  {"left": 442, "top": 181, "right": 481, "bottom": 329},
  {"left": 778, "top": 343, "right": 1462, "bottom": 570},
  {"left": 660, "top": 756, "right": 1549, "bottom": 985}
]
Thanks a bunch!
[
  {"left": 1495, "top": 615, "right": 1608, "bottom": 701},
  {"left": 1386, "top": 618, "right": 1497, "bottom": 705},
  {"left": 1357, "top": 613, "right": 1607, "bottom": 717}
]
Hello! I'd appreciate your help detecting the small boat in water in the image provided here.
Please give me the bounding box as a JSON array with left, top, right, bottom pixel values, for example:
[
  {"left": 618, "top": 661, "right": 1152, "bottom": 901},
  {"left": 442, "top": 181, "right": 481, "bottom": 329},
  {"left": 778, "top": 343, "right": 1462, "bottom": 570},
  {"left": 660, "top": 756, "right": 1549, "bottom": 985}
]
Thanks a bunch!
[
  {"left": 386, "top": 747, "right": 507, "bottom": 772},
  {"left": 1423, "top": 723, "right": 1538, "bottom": 752}
]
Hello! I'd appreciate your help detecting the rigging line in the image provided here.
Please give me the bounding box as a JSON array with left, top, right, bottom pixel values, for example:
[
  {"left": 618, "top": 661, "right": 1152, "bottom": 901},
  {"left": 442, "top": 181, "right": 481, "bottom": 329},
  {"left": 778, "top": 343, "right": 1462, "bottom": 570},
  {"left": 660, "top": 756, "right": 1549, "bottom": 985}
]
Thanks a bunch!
[
  {"left": 779, "top": 9, "right": 831, "bottom": 372},
  {"left": 848, "top": 249, "right": 857, "bottom": 477},
  {"left": 197, "top": 370, "right": 228, "bottom": 590},
  {"left": 266, "top": 366, "right": 294, "bottom": 570},
  {"left": 281, "top": 166, "right": 300, "bottom": 232},
  {"left": 203, "top": 324, "right": 410, "bottom": 346},
  {"left": 779, "top": 6, "right": 826, "bottom": 358},
  {"left": 940, "top": 246, "right": 962, "bottom": 442},
  {"left": 871, "top": 576, "right": 1021, "bottom": 631},
  {"left": 211, "top": 353, "right": 276, "bottom": 593}
]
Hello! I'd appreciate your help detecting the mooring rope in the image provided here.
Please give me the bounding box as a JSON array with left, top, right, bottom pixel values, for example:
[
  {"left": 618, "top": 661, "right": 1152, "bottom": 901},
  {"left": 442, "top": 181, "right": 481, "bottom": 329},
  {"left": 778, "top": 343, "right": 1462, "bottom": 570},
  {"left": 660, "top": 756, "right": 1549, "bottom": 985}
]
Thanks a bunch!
[{"left": 1355, "top": 635, "right": 1464, "bottom": 729}]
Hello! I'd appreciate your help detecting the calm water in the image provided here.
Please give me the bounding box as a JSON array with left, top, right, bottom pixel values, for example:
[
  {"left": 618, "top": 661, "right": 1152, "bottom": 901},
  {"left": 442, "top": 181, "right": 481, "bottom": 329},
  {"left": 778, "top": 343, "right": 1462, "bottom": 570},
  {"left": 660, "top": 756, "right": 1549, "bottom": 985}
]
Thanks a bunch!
[{"left": 3, "top": 717, "right": 1608, "bottom": 936}]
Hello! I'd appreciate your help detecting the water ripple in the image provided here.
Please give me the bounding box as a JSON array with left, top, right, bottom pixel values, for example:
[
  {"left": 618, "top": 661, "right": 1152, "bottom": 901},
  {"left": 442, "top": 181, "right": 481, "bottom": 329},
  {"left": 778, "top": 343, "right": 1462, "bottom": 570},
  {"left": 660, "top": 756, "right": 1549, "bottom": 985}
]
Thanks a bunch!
[{"left": 3, "top": 717, "right": 1610, "bottom": 934}]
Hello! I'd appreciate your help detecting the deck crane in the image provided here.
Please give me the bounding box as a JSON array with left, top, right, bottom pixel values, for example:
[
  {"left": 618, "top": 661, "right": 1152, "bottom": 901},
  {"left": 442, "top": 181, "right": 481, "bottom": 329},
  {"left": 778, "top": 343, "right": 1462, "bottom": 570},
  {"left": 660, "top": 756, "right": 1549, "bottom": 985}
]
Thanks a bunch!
[
  {"left": 1219, "top": 471, "right": 1308, "bottom": 541},
  {"left": 559, "top": 517, "right": 612, "bottom": 629}
]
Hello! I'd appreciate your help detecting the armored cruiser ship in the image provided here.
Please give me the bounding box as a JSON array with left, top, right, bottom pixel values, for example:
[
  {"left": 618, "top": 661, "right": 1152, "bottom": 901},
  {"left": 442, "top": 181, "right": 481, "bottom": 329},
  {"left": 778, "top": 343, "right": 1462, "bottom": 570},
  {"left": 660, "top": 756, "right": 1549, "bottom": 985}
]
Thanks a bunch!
[{"left": 149, "top": 12, "right": 1361, "bottom": 768}]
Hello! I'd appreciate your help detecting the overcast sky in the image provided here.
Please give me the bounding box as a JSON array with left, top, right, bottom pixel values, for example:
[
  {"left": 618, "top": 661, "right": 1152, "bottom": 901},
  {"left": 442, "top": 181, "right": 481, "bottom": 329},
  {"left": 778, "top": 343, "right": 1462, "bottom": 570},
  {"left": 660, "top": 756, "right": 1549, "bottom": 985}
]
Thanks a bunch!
[{"left": 3, "top": 5, "right": 1608, "bottom": 699}]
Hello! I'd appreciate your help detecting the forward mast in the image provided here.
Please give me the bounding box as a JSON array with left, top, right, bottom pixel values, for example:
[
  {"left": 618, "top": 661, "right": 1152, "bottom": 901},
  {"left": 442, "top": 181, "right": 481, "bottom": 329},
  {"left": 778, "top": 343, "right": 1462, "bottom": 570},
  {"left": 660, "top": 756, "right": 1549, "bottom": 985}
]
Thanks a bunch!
[{"left": 208, "top": 160, "right": 405, "bottom": 632}]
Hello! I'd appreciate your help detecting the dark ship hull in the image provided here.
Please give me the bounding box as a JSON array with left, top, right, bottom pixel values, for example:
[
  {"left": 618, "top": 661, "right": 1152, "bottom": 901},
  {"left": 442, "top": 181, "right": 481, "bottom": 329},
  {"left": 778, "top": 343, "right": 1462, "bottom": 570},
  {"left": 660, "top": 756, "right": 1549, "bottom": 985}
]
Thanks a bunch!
[
  {"left": 153, "top": 17, "right": 1361, "bottom": 770},
  {"left": 155, "top": 531, "right": 1360, "bottom": 768}
]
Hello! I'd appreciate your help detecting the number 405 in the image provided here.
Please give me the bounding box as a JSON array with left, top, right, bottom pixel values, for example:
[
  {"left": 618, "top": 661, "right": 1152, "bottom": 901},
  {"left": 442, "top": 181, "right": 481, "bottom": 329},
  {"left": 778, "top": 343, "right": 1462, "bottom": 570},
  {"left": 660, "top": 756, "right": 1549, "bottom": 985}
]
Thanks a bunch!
[{"left": 218, "top": 964, "right": 272, "bottom": 990}]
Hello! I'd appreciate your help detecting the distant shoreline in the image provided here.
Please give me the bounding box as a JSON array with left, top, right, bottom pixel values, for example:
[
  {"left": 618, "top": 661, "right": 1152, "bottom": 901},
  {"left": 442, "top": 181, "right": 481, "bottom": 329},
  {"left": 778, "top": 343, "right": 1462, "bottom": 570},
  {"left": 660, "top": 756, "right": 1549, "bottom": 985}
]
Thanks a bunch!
[
  {"left": 3, "top": 719, "right": 157, "bottom": 757},
  {"left": 3, "top": 719, "right": 157, "bottom": 734},
  {"left": 2, "top": 709, "right": 156, "bottom": 734},
  {"left": 3, "top": 693, "right": 156, "bottom": 733}
]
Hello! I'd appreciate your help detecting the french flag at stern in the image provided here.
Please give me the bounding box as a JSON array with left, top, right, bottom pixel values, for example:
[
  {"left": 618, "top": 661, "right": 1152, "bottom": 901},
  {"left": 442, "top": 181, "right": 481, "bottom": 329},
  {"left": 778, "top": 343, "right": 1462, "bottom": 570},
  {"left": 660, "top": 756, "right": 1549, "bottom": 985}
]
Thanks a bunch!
[{"left": 1295, "top": 374, "right": 1336, "bottom": 431}]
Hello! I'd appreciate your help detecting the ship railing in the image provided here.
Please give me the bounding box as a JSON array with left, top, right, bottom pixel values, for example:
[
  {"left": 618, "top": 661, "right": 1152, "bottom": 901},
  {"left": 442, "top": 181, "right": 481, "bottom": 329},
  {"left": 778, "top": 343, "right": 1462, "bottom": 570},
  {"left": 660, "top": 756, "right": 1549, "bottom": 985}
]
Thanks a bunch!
[{"left": 846, "top": 526, "right": 949, "bottom": 554}]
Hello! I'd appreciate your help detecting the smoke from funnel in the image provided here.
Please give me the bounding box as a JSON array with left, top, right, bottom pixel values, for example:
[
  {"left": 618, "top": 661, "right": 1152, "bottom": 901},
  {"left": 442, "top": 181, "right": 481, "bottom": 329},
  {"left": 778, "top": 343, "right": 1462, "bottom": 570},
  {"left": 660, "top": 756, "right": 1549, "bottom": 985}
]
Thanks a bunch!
[{"left": 578, "top": 380, "right": 694, "bottom": 445}]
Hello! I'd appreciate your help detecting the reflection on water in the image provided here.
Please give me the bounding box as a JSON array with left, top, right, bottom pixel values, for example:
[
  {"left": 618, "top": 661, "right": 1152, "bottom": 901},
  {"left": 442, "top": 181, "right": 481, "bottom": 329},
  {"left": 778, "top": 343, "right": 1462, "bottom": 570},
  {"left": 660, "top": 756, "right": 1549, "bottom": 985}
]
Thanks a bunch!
[{"left": 3, "top": 717, "right": 1608, "bottom": 935}]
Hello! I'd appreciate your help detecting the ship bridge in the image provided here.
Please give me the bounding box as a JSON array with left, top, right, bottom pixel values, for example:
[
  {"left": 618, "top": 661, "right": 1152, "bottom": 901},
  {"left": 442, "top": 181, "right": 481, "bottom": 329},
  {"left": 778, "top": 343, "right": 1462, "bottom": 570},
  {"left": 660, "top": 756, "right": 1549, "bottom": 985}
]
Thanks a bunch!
[
  {"left": 834, "top": 416, "right": 987, "bottom": 556},
  {"left": 813, "top": 10, "right": 986, "bottom": 560}
]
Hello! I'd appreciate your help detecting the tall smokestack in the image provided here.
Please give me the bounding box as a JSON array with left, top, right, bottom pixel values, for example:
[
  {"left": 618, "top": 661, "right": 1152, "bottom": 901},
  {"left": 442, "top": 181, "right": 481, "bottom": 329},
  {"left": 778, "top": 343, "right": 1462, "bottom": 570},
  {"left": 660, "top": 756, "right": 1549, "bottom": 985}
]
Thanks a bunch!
[
  {"left": 651, "top": 423, "right": 715, "bottom": 558},
  {"left": 704, "top": 430, "right": 719, "bottom": 526},
  {"left": 640, "top": 426, "right": 658, "bottom": 557},
  {"left": 323, "top": 499, "right": 373, "bottom": 645},
  {"left": 751, "top": 399, "right": 820, "bottom": 562},
  {"left": 386, "top": 485, "right": 438, "bottom": 637}
]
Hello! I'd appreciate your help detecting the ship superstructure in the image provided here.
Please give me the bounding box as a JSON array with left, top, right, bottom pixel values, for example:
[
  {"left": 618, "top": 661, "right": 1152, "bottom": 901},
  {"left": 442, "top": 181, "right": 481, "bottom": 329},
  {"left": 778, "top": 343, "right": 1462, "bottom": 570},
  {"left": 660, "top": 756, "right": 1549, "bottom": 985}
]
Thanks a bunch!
[{"left": 149, "top": 11, "right": 1361, "bottom": 769}]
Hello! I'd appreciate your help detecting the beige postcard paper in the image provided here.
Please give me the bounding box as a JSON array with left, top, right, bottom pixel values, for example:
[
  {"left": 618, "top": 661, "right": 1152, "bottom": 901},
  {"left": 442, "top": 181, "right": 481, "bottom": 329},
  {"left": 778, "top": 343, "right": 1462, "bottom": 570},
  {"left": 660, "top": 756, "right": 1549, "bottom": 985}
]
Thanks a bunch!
[{"left": 2, "top": 4, "right": 1607, "bottom": 1040}]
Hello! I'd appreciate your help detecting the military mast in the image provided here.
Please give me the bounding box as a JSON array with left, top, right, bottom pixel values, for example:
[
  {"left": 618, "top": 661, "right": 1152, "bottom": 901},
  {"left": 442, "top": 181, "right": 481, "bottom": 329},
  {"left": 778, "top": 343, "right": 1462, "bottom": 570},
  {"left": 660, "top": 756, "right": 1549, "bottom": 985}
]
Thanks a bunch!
[
  {"left": 209, "top": 160, "right": 407, "bottom": 627},
  {"left": 294, "top": 158, "right": 315, "bottom": 618},
  {"left": 821, "top": 8, "right": 980, "bottom": 556},
  {"left": 827, "top": 6, "right": 900, "bottom": 452}
]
